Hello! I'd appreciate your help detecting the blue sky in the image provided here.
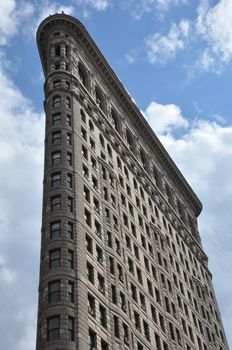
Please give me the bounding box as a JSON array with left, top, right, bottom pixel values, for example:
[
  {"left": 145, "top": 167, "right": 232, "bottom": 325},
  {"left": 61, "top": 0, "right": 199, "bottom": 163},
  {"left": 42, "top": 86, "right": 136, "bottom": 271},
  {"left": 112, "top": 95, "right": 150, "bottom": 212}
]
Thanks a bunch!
[{"left": 0, "top": 0, "right": 231, "bottom": 349}]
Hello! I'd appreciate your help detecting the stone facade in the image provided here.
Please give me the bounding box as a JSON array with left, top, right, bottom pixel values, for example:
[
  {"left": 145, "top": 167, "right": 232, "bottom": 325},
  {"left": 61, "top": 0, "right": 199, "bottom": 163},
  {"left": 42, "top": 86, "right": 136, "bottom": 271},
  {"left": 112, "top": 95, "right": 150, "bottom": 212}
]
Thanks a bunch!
[{"left": 36, "top": 13, "right": 229, "bottom": 350}]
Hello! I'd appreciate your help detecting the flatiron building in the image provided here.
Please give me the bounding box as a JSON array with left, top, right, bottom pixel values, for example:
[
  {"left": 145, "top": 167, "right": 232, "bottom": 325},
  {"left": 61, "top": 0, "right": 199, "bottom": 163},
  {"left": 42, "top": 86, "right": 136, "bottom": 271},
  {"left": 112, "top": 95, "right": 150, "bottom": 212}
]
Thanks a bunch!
[{"left": 36, "top": 13, "right": 229, "bottom": 350}]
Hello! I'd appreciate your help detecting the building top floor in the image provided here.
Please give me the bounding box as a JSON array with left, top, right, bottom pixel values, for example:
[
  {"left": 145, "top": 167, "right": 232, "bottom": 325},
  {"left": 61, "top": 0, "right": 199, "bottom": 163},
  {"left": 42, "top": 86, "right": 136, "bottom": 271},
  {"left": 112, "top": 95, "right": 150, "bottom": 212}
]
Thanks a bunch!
[{"left": 37, "top": 13, "right": 202, "bottom": 219}]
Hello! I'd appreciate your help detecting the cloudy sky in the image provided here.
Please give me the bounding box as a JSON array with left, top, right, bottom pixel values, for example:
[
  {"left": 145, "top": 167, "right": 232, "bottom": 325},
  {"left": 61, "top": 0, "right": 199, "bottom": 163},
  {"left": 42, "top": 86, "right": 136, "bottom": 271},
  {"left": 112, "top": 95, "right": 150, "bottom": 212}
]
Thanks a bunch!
[{"left": 0, "top": 0, "right": 232, "bottom": 348}]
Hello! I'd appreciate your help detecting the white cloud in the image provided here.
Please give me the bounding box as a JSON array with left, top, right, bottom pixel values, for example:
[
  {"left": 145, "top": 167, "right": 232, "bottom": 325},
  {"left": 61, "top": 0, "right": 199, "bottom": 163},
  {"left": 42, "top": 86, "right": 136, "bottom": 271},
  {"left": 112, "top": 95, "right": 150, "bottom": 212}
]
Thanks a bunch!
[
  {"left": 156, "top": 0, "right": 187, "bottom": 11},
  {"left": 196, "top": 0, "right": 232, "bottom": 63},
  {"left": 146, "top": 101, "right": 232, "bottom": 344},
  {"left": 121, "top": 0, "right": 187, "bottom": 19},
  {"left": 146, "top": 20, "right": 191, "bottom": 64},
  {"left": 0, "top": 0, "right": 34, "bottom": 45},
  {"left": 75, "top": 0, "right": 109, "bottom": 11},
  {"left": 0, "top": 53, "right": 44, "bottom": 350},
  {"left": 144, "top": 101, "right": 189, "bottom": 133}
]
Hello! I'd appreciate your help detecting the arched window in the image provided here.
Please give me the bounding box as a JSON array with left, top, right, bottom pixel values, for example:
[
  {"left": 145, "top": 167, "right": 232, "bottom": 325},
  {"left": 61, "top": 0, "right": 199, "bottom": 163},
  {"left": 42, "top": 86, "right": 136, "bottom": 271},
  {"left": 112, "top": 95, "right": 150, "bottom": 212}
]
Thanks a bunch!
[
  {"left": 55, "top": 45, "right": 61, "bottom": 56},
  {"left": 78, "top": 62, "right": 87, "bottom": 88},
  {"left": 89, "top": 120, "right": 94, "bottom": 132},
  {"left": 66, "top": 97, "right": 71, "bottom": 109},
  {"left": 153, "top": 166, "right": 160, "bottom": 188},
  {"left": 126, "top": 128, "right": 134, "bottom": 152},
  {"left": 140, "top": 148, "right": 147, "bottom": 170},
  {"left": 53, "top": 95, "right": 61, "bottom": 108},
  {"left": 95, "top": 87, "right": 104, "bottom": 111},
  {"left": 99, "top": 134, "right": 105, "bottom": 148},
  {"left": 111, "top": 109, "right": 120, "bottom": 133}
]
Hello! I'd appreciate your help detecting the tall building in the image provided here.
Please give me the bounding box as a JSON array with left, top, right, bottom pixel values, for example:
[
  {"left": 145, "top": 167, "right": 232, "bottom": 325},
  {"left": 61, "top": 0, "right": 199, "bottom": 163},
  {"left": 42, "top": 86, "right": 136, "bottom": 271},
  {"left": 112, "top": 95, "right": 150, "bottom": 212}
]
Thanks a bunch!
[{"left": 36, "top": 13, "right": 228, "bottom": 350}]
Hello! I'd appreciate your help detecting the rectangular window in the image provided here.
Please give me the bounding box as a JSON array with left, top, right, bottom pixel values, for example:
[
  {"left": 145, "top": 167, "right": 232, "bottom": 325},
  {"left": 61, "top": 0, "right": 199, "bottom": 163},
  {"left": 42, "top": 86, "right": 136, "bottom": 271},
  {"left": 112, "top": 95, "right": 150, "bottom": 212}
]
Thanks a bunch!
[
  {"left": 114, "top": 315, "right": 120, "bottom": 337},
  {"left": 49, "top": 249, "right": 61, "bottom": 268},
  {"left": 67, "top": 152, "right": 72, "bottom": 166},
  {"left": 52, "top": 113, "right": 61, "bottom": 125},
  {"left": 68, "top": 221, "right": 74, "bottom": 239},
  {"left": 68, "top": 281, "right": 74, "bottom": 303},
  {"left": 88, "top": 328, "right": 96, "bottom": 349},
  {"left": 51, "top": 195, "right": 61, "bottom": 211},
  {"left": 86, "top": 262, "right": 94, "bottom": 283},
  {"left": 88, "top": 293, "right": 95, "bottom": 317},
  {"left": 68, "top": 196, "right": 73, "bottom": 212},
  {"left": 52, "top": 151, "right": 61, "bottom": 165},
  {"left": 99, "top": 304, "right": 107, "bottom": 328},
  {"left": 51, "top": 172, "right": 61, "bottom": 186},
  {"left": 67, "top": 133, "right": 72, "bottom": 145},
  {"left": 67, "top": 173, "right": 73, "bottom": 188},
  {"left": 66, "top": 114, "right": 71, "bottom": 126},
  {"left": 48, "top": 280, "right": 60, "bottom": 302},
  {"left": 52, "top": 131, "right": 61, "bottom": 144},
  {"left": 86, "top": 234, "right": 93, "bottom": 253},
  {"left": 68, "top": 250, "right": 74, "bottom": 269},
  {"left": 47, "top": 316, "right": 60, "bottom": 341},
  {"left": 50, "top": 221, "right": 61, "bottom": 239},
  {"left": 68, "top": 317, "right": 75, "bottom": 341}
]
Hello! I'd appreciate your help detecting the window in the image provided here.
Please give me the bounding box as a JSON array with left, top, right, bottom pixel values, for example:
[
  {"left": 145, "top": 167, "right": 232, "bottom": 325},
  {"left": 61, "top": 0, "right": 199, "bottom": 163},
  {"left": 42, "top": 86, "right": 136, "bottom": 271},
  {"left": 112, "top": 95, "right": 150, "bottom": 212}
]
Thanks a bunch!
[
  {"left": 52, "top": 95, "right": 61, "bottom": 108},
  {"left": 52, "top": 151, "right": 61, "bottom": 165},
  {"left": 67, "top": 133, "right": 72, "bottom": 145},
  {"left": 89, "top": 119, "right": 94, "bottom": 132},
  {"left": 143, "top": 320, "right": 150, "bottom": 341},
  {"left": 52, "top": 131, "right": 61, "bottom": 144},
  {"left": 67, "top": 152, "right": 72, "bottom": 166},
  {"left": 111, "top": 109, "right": 120, "bottom": 132},
  {"left": 82, "top": 145, "right": 88, "bottom": 160},
  {"left": 131, "top": 283, "right": 137, "bottom": 301},
  {"left": 86, "top": 262, "right": 94, "bottom": 283},
  {"left": 55, "top": 45, "right": 60, "bottom": 56},
  {"left": 107, "top": 144, "right": 112, "bottom": 157},
  {"left": 111, "top": 284, "right": 117, "bottom": 304},
  {"left": 101, "top": 339, "right": 109, "bottom": 350},
  {"left": 88, "top": 293, "right": 95, "bottom": 316},
  {"left": 83, "top": 164, "right": 89, "bottom": 179},
  {"left": 53, "top": 79, "right": 61, "bottom": 88},
  {"left": 50, "top": 221, "right": 61, "bottom": 239},
  {"left": 68, "top": 221, "right": 74, "bottom": 239},
  {"left": 99, "top": 304, "right": 107, "bottom": 328},
  {"left": 140, "top": 148, "right": 147, "bottom": 170},
  {"left": 114, "top": 315, "right": 120, "bottom": 337},
  {"left": 68, "top": 317, "right": 75, "bottom": 341},
  {"left": 89, "top": 328, "right": 96, "bottom": 349},
  {"left": 86, "top": 234, "right": 93, "bottom": 253},
  {"left": 68, "top": 250, "right": 74, "bottom": 269},
  {"left": 48, "top": 280, "right": 60, "bottom": 302},
  {"left": 90, "top": 137, "right": 95, "bottom": 150},
  {"left": 126, "top": 128, "right": 134, "bottom": 151},
  {"left": 67, "top": 196, "right": 73, "bottom": 213},
  {"left": 110, "top": 257, "right": 115, "bottom": 275},
  {"left": 67, "top": 173, "right": 72, "bottom": 188},
  {"left": 78, "top": 62, "right": 87, "bottom": 88},
  {"left": 134, "top": 311, "right": 141, "bottom": 330},
  {"left": 47, "top": 316, "right": 60, "bottom": 341},
  {"left": 96, "top": 246, "right": 103, "bottom": 264},
  {"left": 98, "top": 273, "right": 105, "bottom": 294},
  {"left": 95, "top": 87, "right": 104, "bottom": 110},
  {"left": 66, "top": 96, "right": 71, "bottom": 109},
  {"left": 66, "top": 114, "right": 71, "bottom": 126},
  {"left": 51, "top": 195, "right": 61, "bottom": 211},
  {"left": 68, "top": 281, "right": 74, "bottom": 303},
  {"left": 85, "top": 209, "right": 91, "bottom": 227},
  {"left": 49, "top": 249, "right": 61, "bottom": 268},
  {"left": 52, "top": 113, "right": 61, "bottom": 125},
  {"left": 51, "top": 172, "right": 61, "bottom": 186}
]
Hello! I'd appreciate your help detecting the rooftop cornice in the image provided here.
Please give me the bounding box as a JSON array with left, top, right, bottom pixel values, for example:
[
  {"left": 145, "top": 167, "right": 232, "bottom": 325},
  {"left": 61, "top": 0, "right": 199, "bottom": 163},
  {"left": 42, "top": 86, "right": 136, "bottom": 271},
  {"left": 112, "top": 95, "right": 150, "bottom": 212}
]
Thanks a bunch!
[{"left": 37, "top": 13, "right": 202, "bottom": 217}]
